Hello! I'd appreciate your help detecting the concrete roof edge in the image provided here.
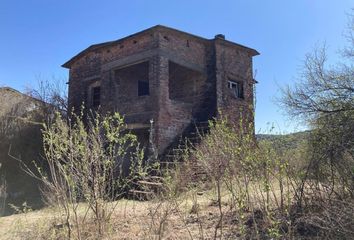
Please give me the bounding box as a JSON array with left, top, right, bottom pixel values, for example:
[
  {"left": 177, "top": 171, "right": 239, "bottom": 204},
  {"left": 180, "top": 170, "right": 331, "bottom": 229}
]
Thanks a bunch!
[{"left": 62, "top": 25, "right": 259, "bottom": 68}]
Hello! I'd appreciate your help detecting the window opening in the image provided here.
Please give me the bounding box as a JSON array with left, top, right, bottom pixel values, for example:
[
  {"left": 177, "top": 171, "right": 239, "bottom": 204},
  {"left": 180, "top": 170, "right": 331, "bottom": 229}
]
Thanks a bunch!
[
  {"left": 138, "top": 80, "right": 149, "bottom": 96},
  {"left": 228, "top": 80, "right": 244, "bottom": 99},
  {"left": 92, "top": 86, "right": 101, "bottom": 107}
]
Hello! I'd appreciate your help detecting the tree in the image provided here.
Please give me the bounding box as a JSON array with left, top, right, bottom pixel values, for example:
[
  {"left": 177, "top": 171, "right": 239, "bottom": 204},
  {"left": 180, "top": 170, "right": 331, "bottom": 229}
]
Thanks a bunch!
[
  {"left": 281, "top": 11, "right": 354, "bottom": 195},
  {"left": 281, "top": 46, "right": 353, "bottom": 118},
  {"left": 26, "top": 77, "right": 68, "bottom": 115}
]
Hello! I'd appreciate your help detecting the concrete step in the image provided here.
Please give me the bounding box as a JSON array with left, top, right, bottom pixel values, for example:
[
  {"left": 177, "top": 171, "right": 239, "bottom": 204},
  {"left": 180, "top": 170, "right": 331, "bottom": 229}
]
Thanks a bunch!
[
  {"left": 137, "top": 180, "right": 163, "bottom": 187},
  {"left": 160, "top": 161, "right": 183, "bottom": 167},
  {"left": 171, "top": 147, "right": 187, "bottom": 153},
  {"left": 146, "top": 176, "right": 164, "bottom": 181},
  {"left": 129, "top": 189, "right": 154, "bottom": 195},
  {"left": 129, "top": 189, "right": 154, "bottom": 200}
]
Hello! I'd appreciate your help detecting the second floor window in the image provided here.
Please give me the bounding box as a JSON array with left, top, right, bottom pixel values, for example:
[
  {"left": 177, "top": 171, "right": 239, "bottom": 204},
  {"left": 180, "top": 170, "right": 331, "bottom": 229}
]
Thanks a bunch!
[{"left": 228, "top": 80, "right": 244, "bottom": 99}]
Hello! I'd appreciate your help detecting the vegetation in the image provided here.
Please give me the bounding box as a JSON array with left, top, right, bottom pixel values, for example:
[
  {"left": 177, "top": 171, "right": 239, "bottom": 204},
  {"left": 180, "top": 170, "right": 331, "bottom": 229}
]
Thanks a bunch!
[
  {"left": 2, "top": 112, "right": 351, "bottom": 239},
  {"left": 0, "top": 9, "right": 353, "bottom": 240},
  {"left": 281, "top": 11, "right": 354, "bottom": 197},
  {"left": 11, "top": 110, "right": 156, "bottom": 239},
  {"left": 0, "top": 87, "right": 46, "bottom": 216},
  {"left": 0, "top": 78, "right": 69, "bottom": 216}
]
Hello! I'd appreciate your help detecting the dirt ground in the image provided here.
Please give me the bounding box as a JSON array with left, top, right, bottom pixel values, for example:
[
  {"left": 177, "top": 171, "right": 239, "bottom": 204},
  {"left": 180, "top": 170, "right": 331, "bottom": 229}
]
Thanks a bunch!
[{"left": 0, "top": 195, "right": 247, "bottom": 240}]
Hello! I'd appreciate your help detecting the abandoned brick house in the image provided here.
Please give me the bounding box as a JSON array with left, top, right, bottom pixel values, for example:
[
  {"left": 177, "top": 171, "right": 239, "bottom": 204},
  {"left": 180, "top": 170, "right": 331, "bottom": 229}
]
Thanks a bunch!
[{"left": 62, "top": 25, "right": 259, "bottom": 158}]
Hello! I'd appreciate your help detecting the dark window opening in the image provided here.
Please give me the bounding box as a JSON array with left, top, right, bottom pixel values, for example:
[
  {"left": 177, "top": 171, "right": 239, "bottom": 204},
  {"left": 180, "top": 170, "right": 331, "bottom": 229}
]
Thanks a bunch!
[
  {"left": 114, "top": 61, "right": 149, "bottom": 100},
  {"left": 168, "top": 61, "right": 203, "bottom": 103},
  {"left": 228, "top": 80, "right": 244, "bottom": 99},
  {"left": 138, "top": 81, "right": 149, "bottom": 96},
  {"left": 92, "top": 86, "right": 101, "bottom": 107}
]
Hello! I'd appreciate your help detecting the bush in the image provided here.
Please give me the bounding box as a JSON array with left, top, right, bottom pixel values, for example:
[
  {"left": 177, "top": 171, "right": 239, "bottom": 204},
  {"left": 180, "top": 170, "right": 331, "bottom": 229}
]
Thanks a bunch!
[{"left": 20, "top": 111, "right": 152, "bottom": 239}]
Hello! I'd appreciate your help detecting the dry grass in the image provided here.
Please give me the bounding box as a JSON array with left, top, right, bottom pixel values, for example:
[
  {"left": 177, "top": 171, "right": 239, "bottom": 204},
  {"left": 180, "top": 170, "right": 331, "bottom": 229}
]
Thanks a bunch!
[
  {"left": 0, "top": 189, "right": 254, "bottom": 240},
  {"left": 0, "top": 182, "right": 297, "bottom": 240},
  {"left": 1, "top": 178, "right": 352, "bottom": 239}
]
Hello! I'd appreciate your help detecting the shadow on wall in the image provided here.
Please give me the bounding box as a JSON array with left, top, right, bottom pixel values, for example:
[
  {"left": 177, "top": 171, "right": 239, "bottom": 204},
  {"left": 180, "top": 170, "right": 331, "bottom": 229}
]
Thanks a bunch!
[{"left": 0, "top": 93, "right": 46, "bottom": 216}]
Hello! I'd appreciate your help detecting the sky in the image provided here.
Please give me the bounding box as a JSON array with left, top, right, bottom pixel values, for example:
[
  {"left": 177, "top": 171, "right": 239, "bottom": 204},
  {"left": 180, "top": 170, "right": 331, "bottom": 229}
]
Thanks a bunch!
[{"left": 0, "top": 0, "right": 352, "bottom": 133}]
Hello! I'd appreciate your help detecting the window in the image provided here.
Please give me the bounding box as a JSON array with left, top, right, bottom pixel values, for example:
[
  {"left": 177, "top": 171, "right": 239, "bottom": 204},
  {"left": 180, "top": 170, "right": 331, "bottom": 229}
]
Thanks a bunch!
[
  {"left": 92, "top": 86, "right": 101, "bottom": 107},
  {"left": 138, "top": 80, "right": 149, "bottom": 96},
  {"left": 114, "top": 61, "right": 149, "bottom": 99},
  {"left": 168, "top": 61, "right": 203, "bottom": 103},
  {"left": 228, "top": 80, "right": 244, "bottom": 99}
]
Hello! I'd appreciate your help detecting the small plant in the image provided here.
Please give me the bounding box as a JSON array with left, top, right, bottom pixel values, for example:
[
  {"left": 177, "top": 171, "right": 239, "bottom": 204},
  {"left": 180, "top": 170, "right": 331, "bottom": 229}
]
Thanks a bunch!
[
  {"left": 8, "top": 201, "right": 32, "bottom": 215},
  {"left": 189, "top": 191, "right": 200, "bottom": 214}
]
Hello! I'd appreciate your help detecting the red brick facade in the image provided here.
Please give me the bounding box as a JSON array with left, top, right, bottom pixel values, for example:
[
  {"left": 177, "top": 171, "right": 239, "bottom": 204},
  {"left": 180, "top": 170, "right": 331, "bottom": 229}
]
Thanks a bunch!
[{"left": 62, "top": 25, "right": 259, "bottom": 155}]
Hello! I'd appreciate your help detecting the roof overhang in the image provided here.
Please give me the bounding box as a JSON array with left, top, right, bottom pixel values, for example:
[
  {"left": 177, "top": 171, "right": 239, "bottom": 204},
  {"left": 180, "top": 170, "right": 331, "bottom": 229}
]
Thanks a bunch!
[{"left": 62, "top": 25, "right": 260, "bottom": 69}]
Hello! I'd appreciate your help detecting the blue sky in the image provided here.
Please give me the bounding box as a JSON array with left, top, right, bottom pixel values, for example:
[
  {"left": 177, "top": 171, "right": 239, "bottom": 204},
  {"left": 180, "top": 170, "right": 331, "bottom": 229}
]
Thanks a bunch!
[{"left": 0, "top": 1, "right": 352, "bottom": 133}]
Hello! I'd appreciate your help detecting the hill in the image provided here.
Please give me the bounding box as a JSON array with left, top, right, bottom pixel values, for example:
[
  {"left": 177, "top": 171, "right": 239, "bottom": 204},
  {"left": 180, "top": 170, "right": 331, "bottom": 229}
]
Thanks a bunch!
[{"left": 257, "top": 130, "right": 311, "bottom": 150}]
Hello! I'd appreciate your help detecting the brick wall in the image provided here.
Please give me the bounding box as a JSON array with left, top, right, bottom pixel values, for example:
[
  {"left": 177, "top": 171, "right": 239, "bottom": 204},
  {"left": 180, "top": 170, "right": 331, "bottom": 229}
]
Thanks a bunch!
[
  {"left": 214, "top": 40, "right": 255, "bottom": 129},
  {"left": 65, "top": 26, "right": 258, "bottom": 156}
]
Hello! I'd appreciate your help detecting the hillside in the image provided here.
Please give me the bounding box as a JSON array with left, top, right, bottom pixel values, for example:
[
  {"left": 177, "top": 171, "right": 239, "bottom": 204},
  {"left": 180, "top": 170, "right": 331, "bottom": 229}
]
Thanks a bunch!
[{"left": 257, "top": 130, "right": 311, "bottom": 151}]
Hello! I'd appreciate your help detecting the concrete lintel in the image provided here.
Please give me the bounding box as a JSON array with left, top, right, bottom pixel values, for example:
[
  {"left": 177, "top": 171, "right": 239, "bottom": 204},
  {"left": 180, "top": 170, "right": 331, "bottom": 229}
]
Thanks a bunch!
[
  {"left": 102, "top": 49, "right": 157, "bottom": 71},
  {"left": 161, "top": 53, "right": 206, "bottom": 75},
  {"left": 81, "top": 75, "right": 101, "bottom": 82},
  {"left": 227, "top": 72, "right": 247, "bottom": 81},
  {"left": 102, "top": 49, "right": 206, "bottom": 74}
]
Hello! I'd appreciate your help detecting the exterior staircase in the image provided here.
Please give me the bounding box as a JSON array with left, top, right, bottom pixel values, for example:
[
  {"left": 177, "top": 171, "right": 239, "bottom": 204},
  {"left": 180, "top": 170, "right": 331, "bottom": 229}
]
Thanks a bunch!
[
  {"left": 129, "top": 175, "right": 164, "bottom": 200},
  {"left": 129, "top": 120, "right": 211, "bottom": 200},
  {"left": 160, "top": 120, "right": 211, "bottom": 179}
]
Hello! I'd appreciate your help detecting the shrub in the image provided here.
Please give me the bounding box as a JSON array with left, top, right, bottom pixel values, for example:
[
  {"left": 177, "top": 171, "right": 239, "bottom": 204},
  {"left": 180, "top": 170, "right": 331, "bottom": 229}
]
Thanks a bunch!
[{"left": 19, "top": 111, "right": 151, "bottom": 239}]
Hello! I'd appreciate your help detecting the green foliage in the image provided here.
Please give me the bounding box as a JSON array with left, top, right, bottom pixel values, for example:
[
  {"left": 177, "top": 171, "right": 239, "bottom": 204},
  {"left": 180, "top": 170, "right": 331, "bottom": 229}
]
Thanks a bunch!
[
  {"left": 26, "top": 110, "right": 153, "bottom": 238},
  {"left": 183, "top": 115, "right": 296, "bottom": 239}
]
